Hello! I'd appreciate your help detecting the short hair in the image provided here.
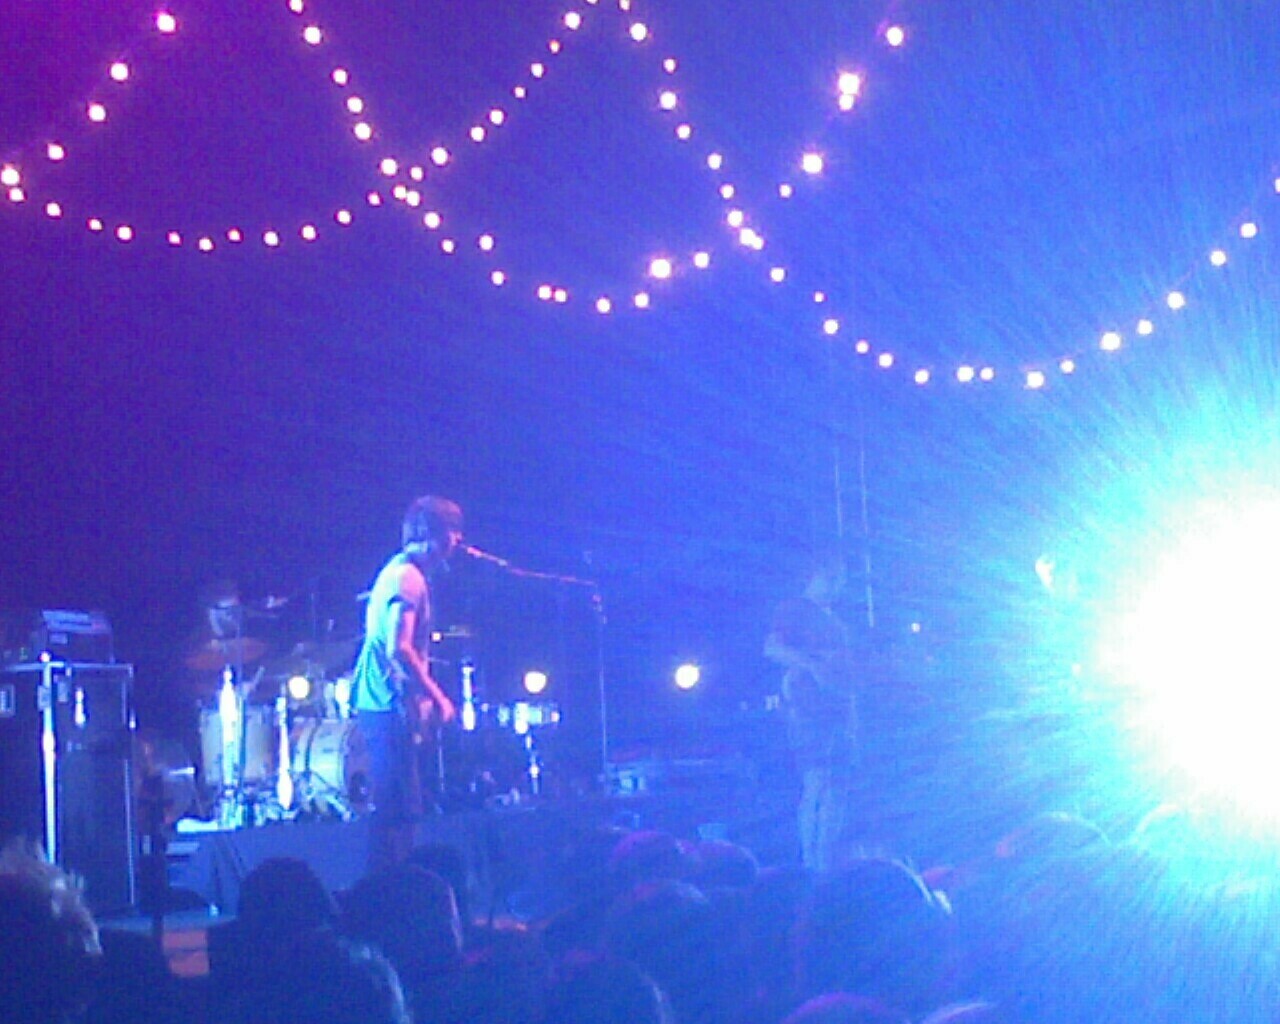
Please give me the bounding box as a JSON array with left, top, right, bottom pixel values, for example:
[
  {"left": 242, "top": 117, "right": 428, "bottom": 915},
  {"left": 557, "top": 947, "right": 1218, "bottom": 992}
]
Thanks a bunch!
[
  {"left": 0, "top": 841, "right": 102, "bottom": 1023},
  {"left": 402, "top": 495, "right": 463, "bottom": 547}
]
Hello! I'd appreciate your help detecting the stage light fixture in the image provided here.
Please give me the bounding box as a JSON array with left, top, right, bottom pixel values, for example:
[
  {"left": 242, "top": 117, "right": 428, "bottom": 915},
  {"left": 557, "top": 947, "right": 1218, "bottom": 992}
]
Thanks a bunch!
[
  {"left": 674, "top": 663, "right": 700, "bottom": 690},
  {"left": 287, "top": 675, "right": 312, "bottom": 701},
  {"left": 524, "top": 670, "right": 549, "bottom": 695}
]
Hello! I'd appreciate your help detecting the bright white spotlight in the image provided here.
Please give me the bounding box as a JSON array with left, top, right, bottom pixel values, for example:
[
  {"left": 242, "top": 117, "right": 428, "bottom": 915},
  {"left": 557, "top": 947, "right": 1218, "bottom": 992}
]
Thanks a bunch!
[
  {"left": 1166, "top": 291, "right": 1186, "bottom": 311},
  {"left": 1026, "top": 370, "right": 1046, "bottom": 390},
  {"left": 779, "top": 183, "right": 794, "bottom": 198},
  {"left": 956, "top": 365, "right": 975, "bottom": 383},
  {"left": 649, "top": 257, "right": 673, "bottom": 279},
  {"left": 885, "top": 24, "right": 906, "bottom": 46},
  {"left": 634, "top": 292, "right": 651, "bottom": 309},
  {"left": 1100, "top": 330, "right": 1122, "bottom": 352},
  {"left": 110, "top": 62, "right": 130, "bottom": 82},
  {"left": 837, "top": 72, "right": 862, "bottom": 96},
  {"left": 88, "top": 103, "right": 107, "bottom": 123},
  {"left": 523, "top": 670, "right": 548, "bottom": 695},
  {"left": 564, "top": 11, "right": 582, "bottom": 29},
  {"left": 47, "top": 143, "right": 65, "bottom": 161},
  {"left": 674, "top": 663, "right": 701, "bottom": 690},
  {"left": 878, "top": 352, "right": 895, "bottom": 369},
  {"left": 303, "top": 25, "right": 323, "bottom": 45},
  {"left": 659, "top": 90, "right": 678, "bottom": 110},
  {"left": 1100, "top": 492, "right": 1280, "bottom": 824},
  {"left": 801, "top": 152, "right": 824, "bottom": 175},
  {"left": 287, "top": 675, "right": 312, "bottom": 701},
  {"left": 430, "top": 146, "right": 450, "bottom": 166},
  {"left": 913, "top": 369, "right": 930, "bottom": 385},
  {"left": 1210, "top": 249, "right": 1228, "bottom": 267},
  {"left": 693, "top": 251, "right": 711, "bottom": 269},
  {"left": 155, "top": 11, "right": 178, "bottom": 34},
  {"left": 822, "top": 318, "right": 840, "bottom": 336},
  {"left": 1137, "top": 318, "right": 1155, "bottom": 336},
  {"left": 629, "top": 21, "right": 648, "bottom": 41},
  {"left": 0, "top": 165, "right": 18, "bottom": 187}
]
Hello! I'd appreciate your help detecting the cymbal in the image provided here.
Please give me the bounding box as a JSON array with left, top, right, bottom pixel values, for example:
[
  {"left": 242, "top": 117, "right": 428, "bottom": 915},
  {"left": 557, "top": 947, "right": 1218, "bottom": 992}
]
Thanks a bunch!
[{"left": 184, "top": 636, "right": 268, "bottom": 672}]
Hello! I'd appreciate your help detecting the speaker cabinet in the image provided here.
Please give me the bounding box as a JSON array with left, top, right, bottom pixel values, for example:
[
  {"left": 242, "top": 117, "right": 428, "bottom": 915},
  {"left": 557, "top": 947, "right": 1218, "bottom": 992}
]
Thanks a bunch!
[{"left": 0, "top": 662, "right": 138, "bottom": 913}]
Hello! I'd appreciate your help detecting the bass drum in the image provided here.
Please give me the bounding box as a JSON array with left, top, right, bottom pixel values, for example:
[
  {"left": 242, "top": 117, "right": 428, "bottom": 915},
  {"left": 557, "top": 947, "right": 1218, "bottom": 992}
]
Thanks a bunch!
[
  {"left": 290, "top": 719, "right": 370, "bottom": 817},
  {"left": 199, "top": 705, "right": 276, "bottom": 790}
]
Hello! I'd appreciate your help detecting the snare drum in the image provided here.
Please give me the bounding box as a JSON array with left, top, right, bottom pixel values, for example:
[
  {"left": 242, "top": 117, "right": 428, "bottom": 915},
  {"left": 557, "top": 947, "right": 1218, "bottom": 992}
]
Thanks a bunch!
[
  {"left": 290, "top": 718, "right": 370, "bottom": 814},
  {"left": 199, "top": 705, "right": 276, "bottom": 789}
]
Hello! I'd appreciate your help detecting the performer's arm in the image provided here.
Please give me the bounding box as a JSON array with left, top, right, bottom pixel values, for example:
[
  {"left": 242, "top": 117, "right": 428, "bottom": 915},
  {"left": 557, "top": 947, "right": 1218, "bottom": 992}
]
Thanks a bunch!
[
  {"left": 387, "top": 602, "right": 457, "bottom": 724},
  {"left": 764, "top": 631, "right": 825, "bottom": 674}
]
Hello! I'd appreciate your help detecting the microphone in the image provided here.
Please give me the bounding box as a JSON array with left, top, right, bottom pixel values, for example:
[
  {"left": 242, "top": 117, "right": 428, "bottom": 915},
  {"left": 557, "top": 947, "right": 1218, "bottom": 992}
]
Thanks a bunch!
[{"left": 459, "top": 544, "right": 511, "bottom": 568}]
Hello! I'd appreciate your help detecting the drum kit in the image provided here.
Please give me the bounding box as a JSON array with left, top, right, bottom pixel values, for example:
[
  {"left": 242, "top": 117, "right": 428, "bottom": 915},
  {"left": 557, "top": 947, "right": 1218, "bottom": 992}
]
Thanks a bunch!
[
  {"left": 162, "top": 589, "right": 562, "bottom": 829},
  {"left": 181, "top": 626, "right": 370, "bottom": 827}
]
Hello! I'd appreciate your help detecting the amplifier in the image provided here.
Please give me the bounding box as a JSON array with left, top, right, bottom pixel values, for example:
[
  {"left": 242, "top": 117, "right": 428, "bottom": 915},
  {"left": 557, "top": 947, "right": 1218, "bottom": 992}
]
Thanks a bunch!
[
  {"left": 1, "top": 609, "right": 115, "bottom": 665},
  {"left": 0, "top": 662, "right": 138, "bottom": 913}
]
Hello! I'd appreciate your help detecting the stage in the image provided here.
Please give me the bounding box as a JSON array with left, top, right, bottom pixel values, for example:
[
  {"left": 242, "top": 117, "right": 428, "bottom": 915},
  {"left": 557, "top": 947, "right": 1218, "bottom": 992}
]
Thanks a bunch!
[{"left": 165, "top": 762, "right": 792, "bottom": 922}]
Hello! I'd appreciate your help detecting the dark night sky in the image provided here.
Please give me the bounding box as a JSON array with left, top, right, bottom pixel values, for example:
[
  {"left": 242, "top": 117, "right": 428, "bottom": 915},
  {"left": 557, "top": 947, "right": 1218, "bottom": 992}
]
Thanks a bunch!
[{"left": 2, "top": 0, "right": 1279, "bottom": 758}]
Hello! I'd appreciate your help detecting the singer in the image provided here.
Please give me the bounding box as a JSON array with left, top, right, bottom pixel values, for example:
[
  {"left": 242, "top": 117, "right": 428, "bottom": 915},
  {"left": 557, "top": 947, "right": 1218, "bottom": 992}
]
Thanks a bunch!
[{"left": 351, "top": 495, "right": 462, "bottom": 871}]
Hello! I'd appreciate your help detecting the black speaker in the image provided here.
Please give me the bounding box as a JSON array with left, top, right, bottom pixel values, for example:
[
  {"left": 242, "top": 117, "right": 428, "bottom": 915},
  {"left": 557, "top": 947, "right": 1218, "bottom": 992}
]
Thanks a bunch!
[{"left": 0, "top": 662, "right": 138, "bottom": 913}]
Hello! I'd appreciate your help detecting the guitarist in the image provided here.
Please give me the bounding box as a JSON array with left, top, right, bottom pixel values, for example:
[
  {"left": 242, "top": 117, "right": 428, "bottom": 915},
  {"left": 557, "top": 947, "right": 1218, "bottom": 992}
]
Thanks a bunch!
[
  {"left": 764, "top": 549, "right": 859, "bottom": 871},
  {"left": 352, "top": 495, "right": 461, "bottom": 871}
]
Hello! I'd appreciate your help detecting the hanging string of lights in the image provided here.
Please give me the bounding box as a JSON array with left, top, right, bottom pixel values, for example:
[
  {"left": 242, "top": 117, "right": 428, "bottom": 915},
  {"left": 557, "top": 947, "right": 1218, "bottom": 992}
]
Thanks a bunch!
[
  {"left": 0, "top": 4, "right": 388, "bottom": 251},
  {"left": 807, "top": 191, "right": 1274, "bottom": 391},
  {"left": 1, "top": 2, "right": 1270, "bottom": 394}
]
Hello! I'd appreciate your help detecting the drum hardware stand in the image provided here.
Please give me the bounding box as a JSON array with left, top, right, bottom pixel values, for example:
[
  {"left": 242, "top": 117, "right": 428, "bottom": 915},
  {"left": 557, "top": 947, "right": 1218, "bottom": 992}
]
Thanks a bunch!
[{"left": 274, "top": 686, "right": 294, "bottom": 813}]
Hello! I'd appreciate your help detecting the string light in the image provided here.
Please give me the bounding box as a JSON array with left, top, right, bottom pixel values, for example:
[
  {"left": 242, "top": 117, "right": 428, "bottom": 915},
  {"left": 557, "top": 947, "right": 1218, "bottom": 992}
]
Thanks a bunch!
[
  {"left": 770, "top": 267, "right": 786, "bottom": 282},
  {"left": 1100, "top": 331, "right": 1122, "bottom": 352},
  {"left": 1240, "top": 221, "right": 1259, "bottom": 239},
  {"left": 0, "top": 166, "right": 18, "bottom": 188},
  {"left": 885, "top": 25, "right": 906, "bottom": 47},
  {"left": 1166, "top": 290, "right": 1187, "bottom": 310},
  {"left": 629, "top": 22, "right": 649, "bottom": 42},
  {"left": 649, "top": 257, "right": 673, "bottom": 279},
  {"left": 1210, "top": 248, "right": 1228, "bottom": 266},
  {"left": 45, "top": 202, "right": 62, "bottom": 218},
  {"left": 1026, "top": 370, "right": 1046, "bottom": 390},
  {"left": 87, "top": 103, "right": 107, "bottom": 123},
  {"left": 633, "top": 291, "right": 651, "bottom": 308},
  {"left": 1136, "top": 318, "right": 1155, "bottom": 335},
  {"left": 491, "top": 270, "right": 506, "bottom": 285},
  {"left": 855, "top": 339, "right": 871, "bottom": 354},
  {"left": 596, "top": 296, "right": 612, "bottom": 313},
  {"left": 46, "top": 143, "right": 65, "bottom": 161},
  {"left": 109, "top": 62, "right": 130, "bottom": 83},
  {"left": 914, "top": 369, "right": 931, "bottom": 385},
  {"left": 823, "top": 318, "right": 840, "bottom": 336},
  {"left": 1059, "top": 359, "right": 1076, "bottom": 374},
  {"left": 878, "top": 353, "right": 895, "bottom": 368},
  {"left": 801, "top": 152, "right": 824, "bottom": 175},
  {"left": 693, "top": 251, "right": 711, "bottom": 269},
  {"left": 155, "top": 12, "right": 178, "bottom": 34}
]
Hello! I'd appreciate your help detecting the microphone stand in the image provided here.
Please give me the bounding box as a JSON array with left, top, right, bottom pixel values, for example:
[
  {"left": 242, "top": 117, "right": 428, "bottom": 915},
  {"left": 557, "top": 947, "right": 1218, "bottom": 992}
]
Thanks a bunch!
[{"left": 468, "top": 550, "right": 609, "bottom": 792}]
